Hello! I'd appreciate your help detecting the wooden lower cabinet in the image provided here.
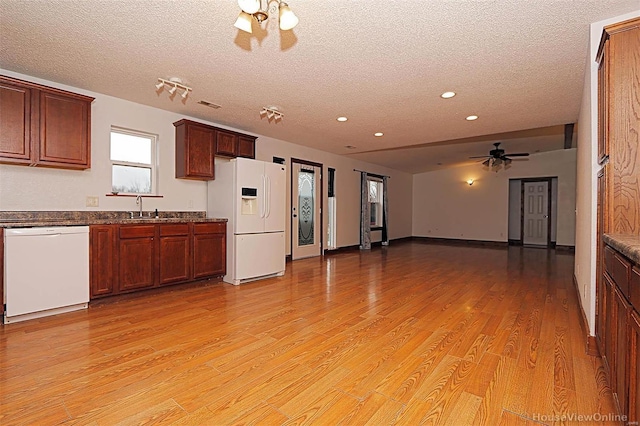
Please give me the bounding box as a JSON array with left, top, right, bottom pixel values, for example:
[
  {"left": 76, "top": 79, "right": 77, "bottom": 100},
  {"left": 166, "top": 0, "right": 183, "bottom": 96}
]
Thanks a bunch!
[
  {"left": 159, "top": 224, "right": 190, "bottom": 285},
  {"left": 89, "top": 221, "right": 226, "bottom": 299},
  {"left": 597, "top": 244, "right": 639, "bottom": 422},
  {"left": 118, "top": 225, "right": 156, "bottom": 292},
  {"left": 193, "top": 223, "right": 226, "bottom": 279},
  {"left": 0, "top": 228, "right": 3, "bottom": 316},
  {"left": 90, "top": 225, "right": 117, "bottom": 297},
  {"left": 613, "top": 285, "right": 630, "bottom": 415},
  {"left": 629, "top": 310, "right": 640, "bottom": 424}
]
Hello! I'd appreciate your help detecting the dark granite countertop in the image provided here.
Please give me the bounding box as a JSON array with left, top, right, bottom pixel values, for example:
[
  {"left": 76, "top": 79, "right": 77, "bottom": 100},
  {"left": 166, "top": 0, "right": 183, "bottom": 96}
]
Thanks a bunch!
[
  {"left": 0, "top": 211, "right": 227, "bottom": 228},
  {"left": 603, "top": 234, "right": 640, "bottom": 265}
]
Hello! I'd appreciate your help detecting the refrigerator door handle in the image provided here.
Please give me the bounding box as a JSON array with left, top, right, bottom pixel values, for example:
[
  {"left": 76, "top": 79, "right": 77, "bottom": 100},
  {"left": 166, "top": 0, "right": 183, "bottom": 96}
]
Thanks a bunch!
[
  {"left": 260, "top": 175, "right": 265, "bottom": 218},
  {"left": 266, "top": 175, "right": 271, "bottom": 218}
]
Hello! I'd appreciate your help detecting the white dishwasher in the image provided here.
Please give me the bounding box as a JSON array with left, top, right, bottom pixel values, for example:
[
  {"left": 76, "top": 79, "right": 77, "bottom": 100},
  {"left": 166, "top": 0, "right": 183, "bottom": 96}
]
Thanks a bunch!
[{"left": 4, "top": 226, "right": 90, "bottom": 324}]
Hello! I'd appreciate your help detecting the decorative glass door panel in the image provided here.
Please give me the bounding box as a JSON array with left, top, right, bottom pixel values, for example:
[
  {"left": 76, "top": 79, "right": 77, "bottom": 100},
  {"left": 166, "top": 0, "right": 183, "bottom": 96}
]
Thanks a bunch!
[{"left": 292, "top": 162, "right": 321, "bottom": 260}]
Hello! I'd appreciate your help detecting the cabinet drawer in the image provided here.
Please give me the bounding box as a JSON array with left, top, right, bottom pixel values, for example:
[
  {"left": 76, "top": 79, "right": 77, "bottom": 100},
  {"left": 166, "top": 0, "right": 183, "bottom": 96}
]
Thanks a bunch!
[
  {"left": 632, "top": 267, "right": 640, "bottom": 312},
  {"left": 159, "top": 223, "right": 189, "bottom": 236},
  {"left": 119, "top": 225, "right": 155, "bottom": 239},
  {"left": 605, "top": 246, "right": 630, "bottom": 297},
  {"left": 193, "top": 222, "right": 225, "bottom": 235}
]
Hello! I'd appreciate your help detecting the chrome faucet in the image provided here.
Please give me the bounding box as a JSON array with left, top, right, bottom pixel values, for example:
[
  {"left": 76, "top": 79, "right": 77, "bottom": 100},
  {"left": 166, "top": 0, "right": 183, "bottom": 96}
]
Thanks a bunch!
[{"left": 135, "top": 195, "right": 143, "bottom": 217}]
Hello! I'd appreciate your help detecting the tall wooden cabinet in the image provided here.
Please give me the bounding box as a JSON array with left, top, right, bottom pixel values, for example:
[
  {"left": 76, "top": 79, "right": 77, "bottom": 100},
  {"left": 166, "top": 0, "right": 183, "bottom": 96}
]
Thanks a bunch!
[
  {"left": 595, "top": 16, "right": 640, "bottom": 423},
  {"left": 0, "top": 75, "right": 93, "bottom": 169}
]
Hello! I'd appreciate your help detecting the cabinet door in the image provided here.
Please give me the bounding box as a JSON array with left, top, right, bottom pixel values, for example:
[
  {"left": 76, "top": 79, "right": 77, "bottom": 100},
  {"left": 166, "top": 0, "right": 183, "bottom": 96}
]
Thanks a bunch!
[
  {"left": 237, "top": 135, "right": 256, "bottom": 159},
  {"left": 0, "top": 78, "right": 32, "bottom": 164},
  {"left": 118, "top": 225, "right": 156, "bottom": 291},
  {"left": 215, "top": 130, "right": 238, "bottom": 157},
  {"left": 613, "top": 285, "right": 630, "bottom": 416},
  {"left": 38, "top": 90, "right": 91, "bottom": 168},
  {"left": 604, "top": 273, "right": 616, "bottom": 378},
  {"left": 90, "top": 225, "right": 117, "bottom": 298},
  {"left": 597, "top": 40, "right": 609, "bottom": 163},
  {"left": 159, "top": 224, "right": 190, "bottom": 285},
  {"left": 175, "top": 121, "right": 215, "bottom": 180},
  {"left": 629, "top": 309, "right": 640, "bottom": 425},
  {"left": 0, "top": 228, "right": 3, "bottom": 316},
  {"left": 193, "top": 223, "right": 226, "bottom": 279}
]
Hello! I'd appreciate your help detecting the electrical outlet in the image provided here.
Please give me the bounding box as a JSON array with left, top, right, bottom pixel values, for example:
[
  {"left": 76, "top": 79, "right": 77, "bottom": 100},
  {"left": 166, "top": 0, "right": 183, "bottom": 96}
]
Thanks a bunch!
[{"left": 86, "top": 196, "right": 99, "bottom": 207}]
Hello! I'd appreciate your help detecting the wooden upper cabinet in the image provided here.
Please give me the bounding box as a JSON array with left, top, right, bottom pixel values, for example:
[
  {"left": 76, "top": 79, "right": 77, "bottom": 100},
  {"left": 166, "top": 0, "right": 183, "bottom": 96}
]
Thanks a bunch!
[
  {"left": 0, "top": 75, "right": 93, "bottom": 169},
  {"left": 597, "top": 41, "right": 609, "bottom": 164},
  {"left": 0, "top": 79, "right": 32, "bottom": 164},
  {"left": 215, "top": 129, "right": 238, "bottom": 157},
  {"left": 237, "top": 135, "right": 256, "bottom": 159},
  {"left": 174, "top": 119, "right": 216, "bottom": 180},
  {"left": 174, "top": 119, "right": 256, "bottom": 178},
  {"left": 597, "top": 18, "right": 640, "bottom": 235},
  {"left": 215, "top": 129, "right": 256, "bottom": 159},
  {"left": 38, "top": 90, "right": 91, "bottom": 168}
]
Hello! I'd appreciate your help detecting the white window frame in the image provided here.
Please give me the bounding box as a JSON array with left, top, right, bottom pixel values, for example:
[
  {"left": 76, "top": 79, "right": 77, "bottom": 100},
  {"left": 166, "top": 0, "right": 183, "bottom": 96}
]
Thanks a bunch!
[
  {"left": 368, "top": 177, "right": 384, "bottom": 229},
  {"left": 110, "top": 126, "right": 158, "bottom": 195}
]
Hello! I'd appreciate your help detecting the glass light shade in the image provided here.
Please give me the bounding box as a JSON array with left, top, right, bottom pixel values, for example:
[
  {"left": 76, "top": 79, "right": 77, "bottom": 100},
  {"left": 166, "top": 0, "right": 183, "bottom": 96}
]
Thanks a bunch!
[
  {"left": 234, "top": 11, "right": 253, "bottom": 33},
  {"left": 279, "top": 3, "right": 299, "bottom": 30},
  {"left": 238, "top": 0, "right": 260, "bottom": 14}
]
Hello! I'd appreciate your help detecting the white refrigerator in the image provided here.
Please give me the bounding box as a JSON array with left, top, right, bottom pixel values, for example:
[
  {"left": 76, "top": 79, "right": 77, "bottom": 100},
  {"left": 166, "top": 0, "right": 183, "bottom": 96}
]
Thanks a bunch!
[{"left": 207, "top": 158, "right": 286, "bottom": 285}]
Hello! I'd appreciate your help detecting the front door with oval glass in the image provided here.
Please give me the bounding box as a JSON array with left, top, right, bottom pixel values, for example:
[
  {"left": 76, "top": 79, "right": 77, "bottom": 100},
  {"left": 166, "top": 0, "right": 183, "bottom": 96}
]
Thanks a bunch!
[{"left": 292, "top": 162, "right": 321, "bottom": 260}]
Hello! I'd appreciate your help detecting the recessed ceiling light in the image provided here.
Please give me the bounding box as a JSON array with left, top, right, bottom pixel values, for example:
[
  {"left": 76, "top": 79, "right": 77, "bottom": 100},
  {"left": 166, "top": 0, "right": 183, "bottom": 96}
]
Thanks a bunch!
[
  {"left": 466, "top": 115, "right": 478, "bottom": 121},
  {"left": 441, "top": 91, "right": 456, "bottom": 99},
  {"left": 374, "top": 132, "right": 384, "bottom": 137},
  {"left": 337, "top": 116, "right": 348, "bottom": 122}
]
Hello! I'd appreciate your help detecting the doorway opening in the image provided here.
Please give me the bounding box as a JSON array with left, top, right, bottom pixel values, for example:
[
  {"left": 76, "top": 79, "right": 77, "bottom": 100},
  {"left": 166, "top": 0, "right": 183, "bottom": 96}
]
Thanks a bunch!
[
  {"left": 291, "top": 158, "right": 323, "bottom": 260},
  {"left": 508, "top": 177, "right": 558, "bottom": 248}
]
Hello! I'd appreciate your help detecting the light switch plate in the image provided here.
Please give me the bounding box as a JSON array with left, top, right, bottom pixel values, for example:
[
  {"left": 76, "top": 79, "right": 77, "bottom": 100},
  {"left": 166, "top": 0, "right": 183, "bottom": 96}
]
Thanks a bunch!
[{"left": 86, "top": 196, "right": 99, "bottom": 207}]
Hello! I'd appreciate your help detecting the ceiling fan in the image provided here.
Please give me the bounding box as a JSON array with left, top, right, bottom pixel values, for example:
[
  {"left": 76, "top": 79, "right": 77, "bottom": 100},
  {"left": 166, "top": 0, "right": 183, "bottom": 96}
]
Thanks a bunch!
[{"left": 469, "top": 142, "right": 529, "bottom": 168}]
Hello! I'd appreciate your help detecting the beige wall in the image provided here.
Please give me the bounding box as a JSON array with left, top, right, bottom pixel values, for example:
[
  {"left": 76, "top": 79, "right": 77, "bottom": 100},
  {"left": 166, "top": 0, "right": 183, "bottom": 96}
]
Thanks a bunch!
[
  {"left": 574, "top": 10, "right": 640, "bottom": 336},
  {"left": 0, "top": 69, "right": 413, "bottom": 255},
  {"left": 412, "top": 149, "right": 577, "bottom": 246},
  {"left": 254, "top": 137, "right": 413, "bottom": 253}
]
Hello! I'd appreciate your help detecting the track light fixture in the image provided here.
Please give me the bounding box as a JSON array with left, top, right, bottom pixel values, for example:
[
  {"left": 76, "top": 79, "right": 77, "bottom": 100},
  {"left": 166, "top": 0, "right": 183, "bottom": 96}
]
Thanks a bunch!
[
  {"left": 235, "top": 0, "right": 298, "bottom": 34},
  {"left": 155, "top": 77, "right": 192, "bottom": 100},
  {"left": 260, "top": 106, "right": 283, "bottom": 122}
]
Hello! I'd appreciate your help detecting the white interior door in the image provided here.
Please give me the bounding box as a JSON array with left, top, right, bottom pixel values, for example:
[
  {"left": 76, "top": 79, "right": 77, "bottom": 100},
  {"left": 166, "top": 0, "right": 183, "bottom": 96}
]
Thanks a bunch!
[
  {"left": 523, "top": 181, "right": 549, "bottom": 246},
  {"left": 292, "top": 163, "right": 321, "bottom": 260}
]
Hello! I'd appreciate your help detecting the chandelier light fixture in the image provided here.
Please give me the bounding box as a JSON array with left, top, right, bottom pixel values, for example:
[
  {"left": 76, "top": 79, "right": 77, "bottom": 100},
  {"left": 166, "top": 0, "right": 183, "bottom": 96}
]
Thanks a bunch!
[
  {"left": 235, "top": 0, "right": 299, "bottom": 34},
  {"left": 155, "top": 78, "right": 192, "bottom": 99},
  {"left": 260, "top": 106, "right": 284, "bottom": 122}
]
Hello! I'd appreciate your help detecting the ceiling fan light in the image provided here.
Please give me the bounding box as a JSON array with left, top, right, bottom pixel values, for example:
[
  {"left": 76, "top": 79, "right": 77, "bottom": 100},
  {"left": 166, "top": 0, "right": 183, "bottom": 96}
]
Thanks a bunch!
[
  {"left": 238, "top": 0, "right": 260, "bottom": 14},
  {"left": 279, "top": 2, "right": 299, "bottom": 30},
  {"left": 234, "top": 11, "right": 253, "bottom": 33},
  {"left": 482, "top": 158, "right": 491, "bottom": 167}
]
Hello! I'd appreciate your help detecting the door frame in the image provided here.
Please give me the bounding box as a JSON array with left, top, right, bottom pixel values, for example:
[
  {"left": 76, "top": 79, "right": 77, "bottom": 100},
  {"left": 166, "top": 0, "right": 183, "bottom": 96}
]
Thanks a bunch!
[
  {"left": 520, "top": 177, "right": 553, "bottom": 247},
  {"left": 291, "top": 158, "right": 324, "bottom": 259}
]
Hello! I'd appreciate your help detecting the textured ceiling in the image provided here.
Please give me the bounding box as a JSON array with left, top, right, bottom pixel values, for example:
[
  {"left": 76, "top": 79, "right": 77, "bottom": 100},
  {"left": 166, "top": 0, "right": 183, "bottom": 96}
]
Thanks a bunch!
[{"left": 1, "top": 0, "right": 638, "bottom": 173}]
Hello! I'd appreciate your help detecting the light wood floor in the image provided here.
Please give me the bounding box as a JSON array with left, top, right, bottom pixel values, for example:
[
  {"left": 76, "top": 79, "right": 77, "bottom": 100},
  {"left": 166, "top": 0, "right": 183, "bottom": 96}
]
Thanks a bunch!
[{"left": 0, "top": 242, "right": 620, "bottom": 425}]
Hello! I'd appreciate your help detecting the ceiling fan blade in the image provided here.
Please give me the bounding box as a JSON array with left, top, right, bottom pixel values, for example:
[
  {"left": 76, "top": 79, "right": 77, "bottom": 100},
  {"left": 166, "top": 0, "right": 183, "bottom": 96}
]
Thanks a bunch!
[
  {"left": 469, "top": 155, "right": 491, "bottom": 159},
  {"left": 504, "top": 153, "right": 529, "bottom": 157}
]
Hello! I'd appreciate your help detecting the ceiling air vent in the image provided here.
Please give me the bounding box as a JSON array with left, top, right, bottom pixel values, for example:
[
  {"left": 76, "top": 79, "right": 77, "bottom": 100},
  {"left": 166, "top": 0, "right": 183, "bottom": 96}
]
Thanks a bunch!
[{"left": 197, "top": 100, "right": 222, "bottom": 109}]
